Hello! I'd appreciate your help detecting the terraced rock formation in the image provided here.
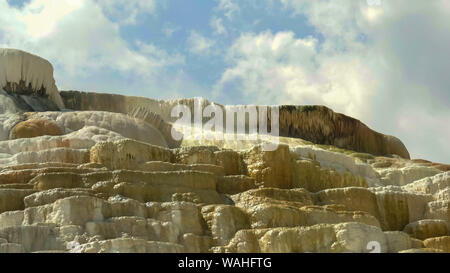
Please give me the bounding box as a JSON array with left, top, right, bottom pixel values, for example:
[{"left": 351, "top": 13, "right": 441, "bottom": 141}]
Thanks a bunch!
[
  {"left": 0, "top": 49, "right": 448, "bottom": 253},
  {"left": 59, "top": 91, "right": 409, "bottom": 158}
]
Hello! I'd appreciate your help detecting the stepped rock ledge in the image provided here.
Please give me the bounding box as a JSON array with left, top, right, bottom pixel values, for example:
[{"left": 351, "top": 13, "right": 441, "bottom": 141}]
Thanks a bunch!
[{"left": 0, "top": 49, "right": 448, "bottom": 253}]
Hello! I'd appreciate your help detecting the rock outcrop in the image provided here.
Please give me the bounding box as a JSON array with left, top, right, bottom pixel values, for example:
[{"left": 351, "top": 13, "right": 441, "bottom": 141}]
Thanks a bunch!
[
  {"left": 59, "top": 91, "right": 410, "bottom": 158},
  {"left": 10, "top": 118, "right": 63, "bottom": 139},
  {"left": 0, "top": 49, "right": 64, "bottom": 110},
  {"left": 0, "top": 49, "right": 448, "bottom": 253}
]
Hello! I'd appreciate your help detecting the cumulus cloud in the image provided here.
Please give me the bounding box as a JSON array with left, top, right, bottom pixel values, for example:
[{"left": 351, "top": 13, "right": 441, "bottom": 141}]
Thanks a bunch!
[
  {"left": 0, "top": 0, "right": 187, "bottom": 98},
  {"left": 215, "top": 0, "right": 450, "bottom": 162},
  {"left": 215, "top": 31, "right": 375, "bottom": 119},
  {"left": 97, "top": 0, "right": 157, "bottom": 25},
  {"left": 217, "top": 0, "right": 240, "bottom": 20},
  {"left": 162, "top": 23, "right": 180, "bottom": 38},
  {"left": 187, "top": 31, "right": 216, "bottom": 56},
  {"left": 210, "top": 16, "right": 227, "bottom": 36}
]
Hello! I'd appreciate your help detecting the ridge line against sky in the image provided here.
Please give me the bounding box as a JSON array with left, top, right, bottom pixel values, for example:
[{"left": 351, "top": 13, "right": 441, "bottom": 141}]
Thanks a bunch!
[{"left": 0, "top": 0, "right": 449, "bottom": 163}]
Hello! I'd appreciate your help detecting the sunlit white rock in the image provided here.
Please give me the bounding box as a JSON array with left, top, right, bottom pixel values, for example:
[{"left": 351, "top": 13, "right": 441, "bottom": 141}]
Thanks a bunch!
[{"left": 0, "top": 48, "right": 64, "bottom": 109}]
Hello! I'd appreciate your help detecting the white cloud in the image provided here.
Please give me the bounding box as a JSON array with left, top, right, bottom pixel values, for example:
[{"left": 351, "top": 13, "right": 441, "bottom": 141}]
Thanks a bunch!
[
  {"left": 210, "top": 16, "right": 227, "bottom": 36},
  {"left": 187, "top": 31, "right": 216, "bottom": 56},
  {"left": 216, "top": 31, "right": 375, "bottom": 120},
  {"left": 397, "top": 111, "right": 450, "bottom": 160},
  {"left": 136, "top": 41, "right": 185, "bottom": 69},
  {"left": 216, "top": 0, "right": 450, "bottom": 162},
  {"left": 97, "top": 0, "right": 157, "bottom": 25},
  {"left": 362, "top": 5, "right": 384, "bottom": 22},
  {"left": 0, "top": 0, "right": 186, "bottom": 98},
  {"left": 16, "top": 0, "right": 84, "bottom": 39},
  {"left": 217, "top": 0, "right": 240, "bottom": 20},
  {"left": 162, "top": 23, "right": 180, "bottom": 38}
]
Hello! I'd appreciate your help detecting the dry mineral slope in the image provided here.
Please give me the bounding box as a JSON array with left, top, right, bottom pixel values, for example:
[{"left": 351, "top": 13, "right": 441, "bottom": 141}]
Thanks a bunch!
[{"left": 0, "top": 48, "right": 448, "bottom": 253}]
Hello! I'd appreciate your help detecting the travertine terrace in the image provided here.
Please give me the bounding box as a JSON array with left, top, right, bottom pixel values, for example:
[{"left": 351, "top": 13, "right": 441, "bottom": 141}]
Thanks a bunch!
[{"left": 0, "top": 49, "right": 448, "bottom": 253}]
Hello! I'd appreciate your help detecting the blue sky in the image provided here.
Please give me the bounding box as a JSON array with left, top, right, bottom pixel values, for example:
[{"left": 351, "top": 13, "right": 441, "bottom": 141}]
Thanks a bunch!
[
  {"left": 99, "top": 0, "right": 318, "bottom": 102},
  {"left": 0, "top": 0, "right": 449, "bottom": 163}
]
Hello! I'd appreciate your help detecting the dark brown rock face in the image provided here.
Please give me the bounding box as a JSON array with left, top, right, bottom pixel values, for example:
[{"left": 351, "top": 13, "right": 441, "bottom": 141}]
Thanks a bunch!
[
  {"left": 278, "top": 105, "right": 410, "bottom": 159},
  {"left": 2, "top": 80, "right": 47, "bottom": 97}
]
